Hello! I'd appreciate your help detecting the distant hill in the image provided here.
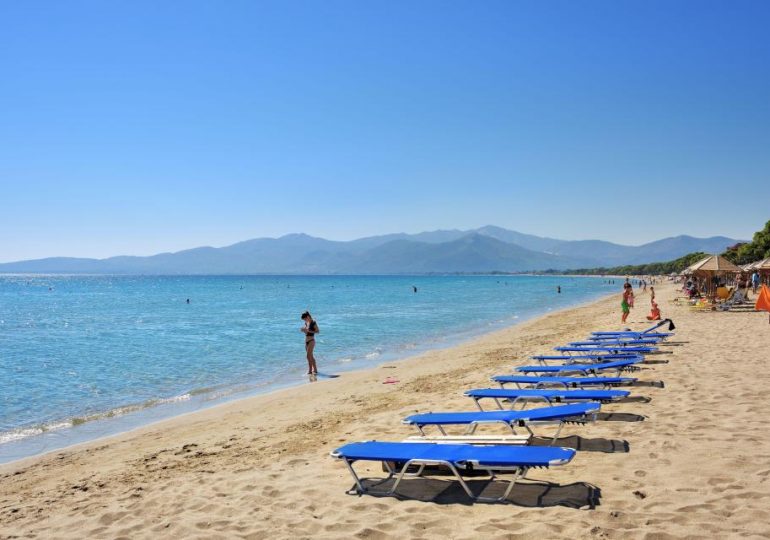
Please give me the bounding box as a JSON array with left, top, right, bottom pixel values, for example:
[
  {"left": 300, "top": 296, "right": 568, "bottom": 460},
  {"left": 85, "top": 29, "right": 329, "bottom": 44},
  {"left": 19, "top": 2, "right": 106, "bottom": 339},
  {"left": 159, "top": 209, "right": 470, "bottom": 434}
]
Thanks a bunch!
[
  {"left": 0, "top": 226, "right": 741, "bottom": 275},
  {"left": 540, "top": 235, "right": 740, "bottom": 266}
]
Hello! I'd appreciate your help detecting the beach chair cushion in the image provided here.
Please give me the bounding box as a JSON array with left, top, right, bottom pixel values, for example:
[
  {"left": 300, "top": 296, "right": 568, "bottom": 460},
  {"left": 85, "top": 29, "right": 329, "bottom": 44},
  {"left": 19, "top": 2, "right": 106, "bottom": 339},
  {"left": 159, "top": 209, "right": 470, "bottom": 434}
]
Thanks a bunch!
[{"left": 332, "top": 441, "right": 575, "bottom": 468}]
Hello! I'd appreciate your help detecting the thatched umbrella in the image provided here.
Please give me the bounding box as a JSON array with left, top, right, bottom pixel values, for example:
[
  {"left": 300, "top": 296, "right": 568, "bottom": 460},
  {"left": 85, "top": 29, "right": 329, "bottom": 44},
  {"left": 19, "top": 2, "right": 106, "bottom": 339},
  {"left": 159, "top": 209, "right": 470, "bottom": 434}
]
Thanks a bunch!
[{"left": 684, "top": 255, "right": 741, "bottom": 297}]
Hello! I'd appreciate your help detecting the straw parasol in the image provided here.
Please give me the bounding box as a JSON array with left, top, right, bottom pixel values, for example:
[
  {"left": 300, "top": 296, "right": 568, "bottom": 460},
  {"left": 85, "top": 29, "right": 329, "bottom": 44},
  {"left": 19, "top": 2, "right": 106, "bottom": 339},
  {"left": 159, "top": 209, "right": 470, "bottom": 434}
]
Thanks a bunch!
[
  {"left": 685, "top": 255, "right": 741, "bottom": 273},
  {"left": 684, "top": 255, "right": 741, "bottom": 296}
]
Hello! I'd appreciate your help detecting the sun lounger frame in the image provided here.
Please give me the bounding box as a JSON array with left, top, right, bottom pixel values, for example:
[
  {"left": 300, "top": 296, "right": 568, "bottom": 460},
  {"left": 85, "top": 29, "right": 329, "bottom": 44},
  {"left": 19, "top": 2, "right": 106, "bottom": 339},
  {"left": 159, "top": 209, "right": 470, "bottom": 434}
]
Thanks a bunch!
[
  {"left": 493, "top": 375, "right": 635, "bottom": 389},
  {"left": 402, "top": 406, "right": 598, "bottom": 445},
  {"left": 330, "top": 443, "right": 572, "bottom": 503},
  {"left": 464, "top": 389, "right": 626, "bottom": 411}
]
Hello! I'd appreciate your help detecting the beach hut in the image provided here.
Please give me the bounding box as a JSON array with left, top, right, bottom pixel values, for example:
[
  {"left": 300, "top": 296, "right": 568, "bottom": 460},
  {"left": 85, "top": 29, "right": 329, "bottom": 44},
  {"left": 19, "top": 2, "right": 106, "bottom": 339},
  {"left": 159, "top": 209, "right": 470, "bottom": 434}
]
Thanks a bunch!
[{"left": 684, "top": 255, "right": 741, "bottom": 297}]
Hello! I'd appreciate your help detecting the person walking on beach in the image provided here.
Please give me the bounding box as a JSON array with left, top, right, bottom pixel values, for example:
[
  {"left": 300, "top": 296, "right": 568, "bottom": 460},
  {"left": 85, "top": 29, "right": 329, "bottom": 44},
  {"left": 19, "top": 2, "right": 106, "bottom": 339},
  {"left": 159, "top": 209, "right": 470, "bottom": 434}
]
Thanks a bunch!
[
  {"left": 650, "top": 286, "right": 655, "bottom": 304},
  {"left": 301, "top": 311, "right": 319, "bottom": 375},
  {"left": 752, "top": 271, "right": 761, "bottom": 294},
  {"left": 621, "top": 283, "right": 633, "bottom": 323}
]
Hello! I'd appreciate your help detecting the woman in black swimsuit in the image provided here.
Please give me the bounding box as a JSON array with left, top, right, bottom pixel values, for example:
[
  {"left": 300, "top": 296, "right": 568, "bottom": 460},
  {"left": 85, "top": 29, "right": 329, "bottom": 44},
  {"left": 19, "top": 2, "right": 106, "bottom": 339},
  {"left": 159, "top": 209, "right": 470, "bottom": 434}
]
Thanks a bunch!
[{"left": 301, "top": 311, "right": 319, "bottom": 375}]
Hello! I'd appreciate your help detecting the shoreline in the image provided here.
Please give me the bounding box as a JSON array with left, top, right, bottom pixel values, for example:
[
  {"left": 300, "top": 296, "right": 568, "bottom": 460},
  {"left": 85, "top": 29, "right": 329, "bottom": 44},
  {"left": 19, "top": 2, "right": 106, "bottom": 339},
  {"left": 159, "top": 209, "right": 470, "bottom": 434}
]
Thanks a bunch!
[
  {"left": 0, "top": 285, "right": 614, "bottom": 466},
  {"left": 0, "top": 286, "right": 627, "bottom": 474},
  {"left": 5, "top": 281, "right": 770, "bottom": 538}
]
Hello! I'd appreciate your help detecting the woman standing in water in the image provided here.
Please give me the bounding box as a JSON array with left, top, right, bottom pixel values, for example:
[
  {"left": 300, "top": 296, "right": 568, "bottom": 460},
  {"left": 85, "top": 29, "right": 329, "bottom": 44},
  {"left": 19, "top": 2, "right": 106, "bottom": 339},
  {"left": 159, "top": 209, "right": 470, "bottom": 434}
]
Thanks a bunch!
[{"left": 301, "top": 311, "right": 319, "bottom": 375}]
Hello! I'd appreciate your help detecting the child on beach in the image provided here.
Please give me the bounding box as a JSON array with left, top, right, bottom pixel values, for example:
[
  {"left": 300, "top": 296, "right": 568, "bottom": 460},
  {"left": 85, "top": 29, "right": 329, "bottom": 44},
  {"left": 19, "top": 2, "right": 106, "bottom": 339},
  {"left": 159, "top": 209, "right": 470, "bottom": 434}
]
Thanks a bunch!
[{"left": 300, "top": 311, "right": 319, "bottom": 375}]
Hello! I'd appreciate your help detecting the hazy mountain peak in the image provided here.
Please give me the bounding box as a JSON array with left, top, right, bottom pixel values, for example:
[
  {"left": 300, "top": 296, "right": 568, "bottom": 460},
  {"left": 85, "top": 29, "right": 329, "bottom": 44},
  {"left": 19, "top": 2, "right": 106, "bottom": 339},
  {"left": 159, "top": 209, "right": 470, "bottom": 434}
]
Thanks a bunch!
[{"left": 0, "top": 226, "right": 742, "bottom": 275}]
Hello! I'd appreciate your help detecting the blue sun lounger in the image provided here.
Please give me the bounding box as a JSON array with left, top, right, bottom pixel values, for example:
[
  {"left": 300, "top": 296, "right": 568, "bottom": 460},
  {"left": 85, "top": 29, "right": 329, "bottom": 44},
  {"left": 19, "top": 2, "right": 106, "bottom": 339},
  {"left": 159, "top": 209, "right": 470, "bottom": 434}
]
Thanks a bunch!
[
  {"left": 492, "top": 375, "right": 635, "bottom": 389},
  {"left": 591, "top": 319, "right": 675, "bottom": 338},
  {"left": 402, "top": 402, "right": 600, "bottom": 445},
  {"left": 589, "top": 333, "right": 670, "bottom": 341},
  {"left": 464, "top": 388, "right": 629, "bottom": 410},
  {"left": 532, "top": 353, "right": 643, "bottom": 365},
  {"left": 331, "top": 441, "right": 576, "bottom": 502},
  {"left": 516, "top": 358, "right": 642, "bottom": 376},
  {"left": 555, "top": 345, "right": 658, "bottom": 355},
  {"left": 568, "top": 339, "right": 659, "bottom": 347},
  {"left": 586, "top": 333, "right": 665, "bottom": 342}
]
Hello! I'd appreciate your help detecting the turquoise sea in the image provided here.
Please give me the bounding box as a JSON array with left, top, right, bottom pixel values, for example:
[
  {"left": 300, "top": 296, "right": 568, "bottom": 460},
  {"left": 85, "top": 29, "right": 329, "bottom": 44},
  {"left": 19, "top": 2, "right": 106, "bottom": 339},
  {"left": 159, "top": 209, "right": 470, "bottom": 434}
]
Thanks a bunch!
[{"left": 0, "top": 274, "right": 614, "bottom": 462}]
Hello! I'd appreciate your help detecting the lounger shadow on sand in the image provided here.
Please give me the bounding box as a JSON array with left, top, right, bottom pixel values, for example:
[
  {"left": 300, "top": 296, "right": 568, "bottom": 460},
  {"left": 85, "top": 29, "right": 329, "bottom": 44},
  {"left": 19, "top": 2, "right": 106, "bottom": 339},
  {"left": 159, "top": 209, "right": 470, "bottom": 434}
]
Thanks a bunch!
[
  {"left": 617, "top": 396, "right": 652, "bottom": 404},
  {"left": 629, "top": 380, "right": 665, "bottom": 388},
  {"left": 595, "top": 412, "right": 646, "bottom": 422},
  {"left": 355, "top": 477, "right": 601, "bottom": 508},
  {"left": 529, "top": 435, "right": 630, "bottom": 453}
]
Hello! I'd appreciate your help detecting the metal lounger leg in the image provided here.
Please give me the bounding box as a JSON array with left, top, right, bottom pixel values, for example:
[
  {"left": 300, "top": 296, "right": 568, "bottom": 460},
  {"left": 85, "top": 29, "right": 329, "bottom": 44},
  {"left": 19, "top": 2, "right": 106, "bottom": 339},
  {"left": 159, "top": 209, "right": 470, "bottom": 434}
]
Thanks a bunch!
[
  {"left": 470, "top": 466, "right": 528, "bottom": 503},
  {"left": 388, "top": 459, "right": 417, "bottom": 495},
  {"left": 498, "top": 467, "right": 527, "bottom": 502},
  {"left": 550, "top": 420, "right": 565, "bottom": 445},
  {"left": 343, "top": 458, "right": 379, "bottom": 494},
  {"left": 444, "top": 461, "right": 476, "bottom": 500}
]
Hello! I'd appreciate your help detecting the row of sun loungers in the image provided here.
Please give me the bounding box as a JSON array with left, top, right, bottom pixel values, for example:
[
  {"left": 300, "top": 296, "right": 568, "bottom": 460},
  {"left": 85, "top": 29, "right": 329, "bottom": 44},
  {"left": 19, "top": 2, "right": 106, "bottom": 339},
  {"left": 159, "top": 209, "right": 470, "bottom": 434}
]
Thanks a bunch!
[{"left": 331, "top": 320, "right": 673, "bottom": 503}]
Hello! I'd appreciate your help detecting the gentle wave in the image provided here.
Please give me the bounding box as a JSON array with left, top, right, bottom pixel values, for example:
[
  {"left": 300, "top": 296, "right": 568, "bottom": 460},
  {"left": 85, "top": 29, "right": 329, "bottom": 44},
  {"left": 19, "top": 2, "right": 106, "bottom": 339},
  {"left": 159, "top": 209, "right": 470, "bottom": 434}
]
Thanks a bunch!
[{"left": 0, "top": 392, "right": 194, "bottom": 445}]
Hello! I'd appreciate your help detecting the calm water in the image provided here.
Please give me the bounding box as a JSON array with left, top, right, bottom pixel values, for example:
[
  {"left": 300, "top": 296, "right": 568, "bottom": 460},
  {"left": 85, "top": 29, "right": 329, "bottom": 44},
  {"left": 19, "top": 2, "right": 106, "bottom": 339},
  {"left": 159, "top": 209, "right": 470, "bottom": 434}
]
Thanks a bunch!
[{"left": 0, "top": 274, "right": 614, "bottom": 462}]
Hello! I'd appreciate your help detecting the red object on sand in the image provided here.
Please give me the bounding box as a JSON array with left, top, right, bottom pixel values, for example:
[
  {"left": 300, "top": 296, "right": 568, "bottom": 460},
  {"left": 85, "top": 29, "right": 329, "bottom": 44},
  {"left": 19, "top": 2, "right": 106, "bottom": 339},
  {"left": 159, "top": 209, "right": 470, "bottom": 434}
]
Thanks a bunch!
[{"left": 755, "top": 284, "right": 770, "bottom": 323}]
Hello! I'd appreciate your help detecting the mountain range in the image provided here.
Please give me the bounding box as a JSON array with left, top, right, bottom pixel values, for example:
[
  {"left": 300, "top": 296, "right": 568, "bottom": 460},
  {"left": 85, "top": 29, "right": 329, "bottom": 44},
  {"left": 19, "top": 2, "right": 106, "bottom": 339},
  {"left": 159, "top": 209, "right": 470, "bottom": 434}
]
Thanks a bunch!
[{"left": 0, "top": 226, "right": 740, "bottom": 274}]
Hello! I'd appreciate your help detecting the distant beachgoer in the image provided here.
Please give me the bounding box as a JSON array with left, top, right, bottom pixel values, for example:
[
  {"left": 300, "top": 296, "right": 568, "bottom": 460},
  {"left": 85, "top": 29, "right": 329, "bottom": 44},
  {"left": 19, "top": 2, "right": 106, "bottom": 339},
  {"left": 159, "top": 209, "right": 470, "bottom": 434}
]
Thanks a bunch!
[
  {"left": 412, "top": 286, "right": 417, "bottom": 293},
  {"left": 752, "top": 271, "right": 761, "bottom": 293},
  {"left": 557, "top": 285, "right": 561, "bottom": 294},
  {"left": 186, "top": 298, "right": 190, "bottom": 304},
  {"left": 621, "top": 283, "right": 632, "bottom": 323},
  {"left": 650, "top": 286, "right": 655, "bottom": 303},
  {"left": 301, "top": 311, "right": 319, "bottom": 375}
]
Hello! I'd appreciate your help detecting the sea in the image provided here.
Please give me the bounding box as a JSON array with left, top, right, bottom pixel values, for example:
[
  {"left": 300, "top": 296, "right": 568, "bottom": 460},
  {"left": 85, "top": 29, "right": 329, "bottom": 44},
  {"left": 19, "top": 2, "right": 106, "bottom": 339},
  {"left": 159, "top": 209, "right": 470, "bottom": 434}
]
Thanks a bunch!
[{"left": 0, "top": 274, "right": 615, "bottom": 463}]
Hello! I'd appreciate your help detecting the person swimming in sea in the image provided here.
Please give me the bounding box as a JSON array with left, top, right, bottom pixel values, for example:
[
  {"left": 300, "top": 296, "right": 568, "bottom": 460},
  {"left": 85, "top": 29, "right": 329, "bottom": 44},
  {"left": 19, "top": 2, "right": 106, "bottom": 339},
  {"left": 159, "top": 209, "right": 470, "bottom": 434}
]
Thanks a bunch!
[{"left": 300, "top": 311, "right": 319, "bottom": 375}]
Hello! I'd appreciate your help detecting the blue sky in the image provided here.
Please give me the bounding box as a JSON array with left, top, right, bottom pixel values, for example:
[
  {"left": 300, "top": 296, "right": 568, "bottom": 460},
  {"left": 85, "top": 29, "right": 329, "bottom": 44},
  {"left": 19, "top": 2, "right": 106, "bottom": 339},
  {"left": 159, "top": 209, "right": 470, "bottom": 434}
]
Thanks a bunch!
[{"left": 1, "top": 1, "right": 769, "bottom": 262}]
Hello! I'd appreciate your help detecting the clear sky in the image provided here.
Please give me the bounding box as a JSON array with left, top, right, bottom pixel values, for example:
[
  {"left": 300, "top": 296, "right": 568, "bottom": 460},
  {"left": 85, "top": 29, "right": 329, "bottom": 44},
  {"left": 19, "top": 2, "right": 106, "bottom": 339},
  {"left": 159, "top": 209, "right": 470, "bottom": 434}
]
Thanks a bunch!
[{"left": 1, "top": 1, "right": 769, "bottom": 262}]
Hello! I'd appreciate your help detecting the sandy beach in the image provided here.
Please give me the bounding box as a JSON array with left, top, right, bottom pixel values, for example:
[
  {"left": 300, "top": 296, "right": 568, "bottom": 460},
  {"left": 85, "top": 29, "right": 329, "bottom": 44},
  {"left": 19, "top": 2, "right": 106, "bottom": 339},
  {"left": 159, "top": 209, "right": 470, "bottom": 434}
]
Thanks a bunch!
[{"left": 2, "top": 281, "right": 770, "bottom": 539}]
